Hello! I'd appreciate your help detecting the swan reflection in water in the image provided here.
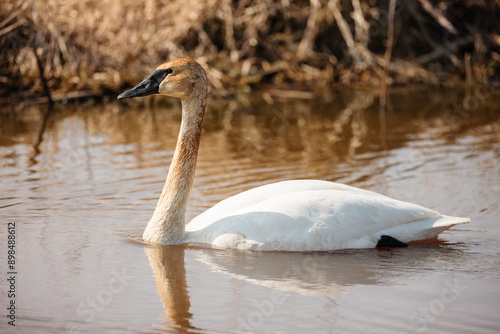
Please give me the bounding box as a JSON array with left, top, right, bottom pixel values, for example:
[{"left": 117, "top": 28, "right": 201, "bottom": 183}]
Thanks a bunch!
[
  {"left": 144, "top": 243, "right": 462, "bottom": 331},
  {"left": 144, "top": 245, "right": 196, "bottom": 332}
]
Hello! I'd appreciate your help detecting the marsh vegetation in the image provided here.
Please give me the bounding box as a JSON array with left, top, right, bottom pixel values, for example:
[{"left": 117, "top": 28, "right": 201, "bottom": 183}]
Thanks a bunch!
[{"left": 1, "top": 0, "right": 499, "bottom": 102}]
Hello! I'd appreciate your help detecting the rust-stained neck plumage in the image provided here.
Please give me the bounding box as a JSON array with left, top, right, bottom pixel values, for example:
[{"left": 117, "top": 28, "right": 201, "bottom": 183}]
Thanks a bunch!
[{"left": 141, "top": 58, "right": 208, "bottom": 244}]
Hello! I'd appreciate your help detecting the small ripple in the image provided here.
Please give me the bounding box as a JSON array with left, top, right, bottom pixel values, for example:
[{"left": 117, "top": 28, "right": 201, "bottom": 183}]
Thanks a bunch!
[
  {"left": 0, "top": 201, "right": 23, "bottom": 210},
  {"left": 125, "top": 234, "right": 147, "bottom": 245}
]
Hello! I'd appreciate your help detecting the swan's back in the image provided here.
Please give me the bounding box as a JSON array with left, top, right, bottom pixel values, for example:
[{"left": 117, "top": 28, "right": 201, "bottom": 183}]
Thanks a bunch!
[{"left": 185, "top": 180, "right": 469, "bottom": 251}]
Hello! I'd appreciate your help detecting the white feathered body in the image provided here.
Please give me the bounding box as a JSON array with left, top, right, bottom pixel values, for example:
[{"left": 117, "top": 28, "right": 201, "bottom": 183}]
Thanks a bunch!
[{"left": 183, "top": 180, "right": 469, "bottom": 251}]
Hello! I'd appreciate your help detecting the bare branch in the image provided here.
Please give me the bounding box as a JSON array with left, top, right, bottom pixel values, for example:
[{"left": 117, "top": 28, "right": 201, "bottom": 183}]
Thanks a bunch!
[
  {"left": 298, "top": 0, "right": 321, "bottom": 59},
  {"left": 418, "top": 0, "right": 458, "bottom": 35}
]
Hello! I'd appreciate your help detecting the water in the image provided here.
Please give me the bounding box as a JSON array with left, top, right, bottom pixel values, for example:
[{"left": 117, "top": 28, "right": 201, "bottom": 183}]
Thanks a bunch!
[{"left": 0, "top": 88, "right": 499, "bottom": 333}]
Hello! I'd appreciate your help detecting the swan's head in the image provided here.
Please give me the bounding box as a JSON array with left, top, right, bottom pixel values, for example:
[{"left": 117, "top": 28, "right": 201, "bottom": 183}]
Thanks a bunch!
[{"left": 117, "top": 57, "right": 207, "bottom": 101}]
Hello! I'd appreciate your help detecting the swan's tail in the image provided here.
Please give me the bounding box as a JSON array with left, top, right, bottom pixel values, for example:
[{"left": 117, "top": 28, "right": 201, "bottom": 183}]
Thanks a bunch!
[
  {"left": 432, "top": 215, "right": 470, "bottom": 227},
  {"left": 378, "top": 215, "right": 470, "bottom": 244}
]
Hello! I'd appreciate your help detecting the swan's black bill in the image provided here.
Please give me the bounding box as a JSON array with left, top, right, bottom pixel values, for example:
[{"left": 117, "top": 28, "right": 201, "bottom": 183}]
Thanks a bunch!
[{"left": 117, "top": 69, "right": 170, "bottom": 100}]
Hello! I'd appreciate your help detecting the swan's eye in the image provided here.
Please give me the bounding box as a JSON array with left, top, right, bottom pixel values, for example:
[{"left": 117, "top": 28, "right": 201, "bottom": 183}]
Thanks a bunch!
[{"left": 146, "top": 69, "right": 172, "bottom": 84}]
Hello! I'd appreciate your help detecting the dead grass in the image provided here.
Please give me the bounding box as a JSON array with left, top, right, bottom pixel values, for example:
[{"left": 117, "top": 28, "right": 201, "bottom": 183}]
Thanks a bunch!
[{"left": 1, "top": 0, "right": 499, "bottom": 100}]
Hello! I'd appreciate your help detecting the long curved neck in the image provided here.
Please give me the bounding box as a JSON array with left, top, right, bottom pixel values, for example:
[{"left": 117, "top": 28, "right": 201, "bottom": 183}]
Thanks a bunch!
[{"left": 143, "top": 95, "right": 206, "bottom": 244}]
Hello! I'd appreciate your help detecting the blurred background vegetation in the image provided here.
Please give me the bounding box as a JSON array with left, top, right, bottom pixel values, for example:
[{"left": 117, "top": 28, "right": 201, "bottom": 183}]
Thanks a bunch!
[{"left": 1, "top": 0, "right": 499, "bottom": 102}]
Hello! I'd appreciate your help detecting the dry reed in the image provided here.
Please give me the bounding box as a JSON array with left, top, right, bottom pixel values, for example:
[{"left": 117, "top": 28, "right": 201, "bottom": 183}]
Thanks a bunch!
[{"left": 1, "top": 0, "right": 499, "bottom": 101}]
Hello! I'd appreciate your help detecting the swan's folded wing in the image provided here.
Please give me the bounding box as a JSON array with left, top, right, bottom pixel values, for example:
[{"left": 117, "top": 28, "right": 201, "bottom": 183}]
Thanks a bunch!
[
  {"left": 188, "top": 180, "right": 388, "bottom": 230},
  {"left": 185, "top": 182, "right": 461, "bottom": 251}
]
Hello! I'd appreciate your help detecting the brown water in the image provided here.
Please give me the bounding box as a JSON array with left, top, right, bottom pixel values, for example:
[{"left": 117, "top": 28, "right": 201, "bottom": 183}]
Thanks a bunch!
[{"left": 0, "top": 88, "right": 499, "bottom": 333}]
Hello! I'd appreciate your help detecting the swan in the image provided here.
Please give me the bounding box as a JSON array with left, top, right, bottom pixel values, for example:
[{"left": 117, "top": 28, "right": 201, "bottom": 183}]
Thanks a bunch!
[{"left": 117, "top": 57, "right": 469, "bottom": 251}]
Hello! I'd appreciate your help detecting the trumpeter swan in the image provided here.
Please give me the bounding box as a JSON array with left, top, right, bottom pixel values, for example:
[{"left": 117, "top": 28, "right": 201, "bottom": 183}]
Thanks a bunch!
[{"left": 118, "top": 57, "right": 469, "bottom": 251}]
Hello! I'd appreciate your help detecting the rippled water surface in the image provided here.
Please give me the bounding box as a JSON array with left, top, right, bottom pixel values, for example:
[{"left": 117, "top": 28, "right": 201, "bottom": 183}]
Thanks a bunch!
[{"left": 0, "top": 89, "right": 499, "bottom": 333}]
